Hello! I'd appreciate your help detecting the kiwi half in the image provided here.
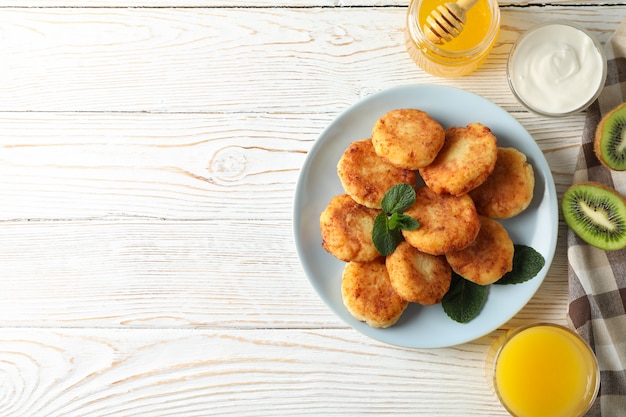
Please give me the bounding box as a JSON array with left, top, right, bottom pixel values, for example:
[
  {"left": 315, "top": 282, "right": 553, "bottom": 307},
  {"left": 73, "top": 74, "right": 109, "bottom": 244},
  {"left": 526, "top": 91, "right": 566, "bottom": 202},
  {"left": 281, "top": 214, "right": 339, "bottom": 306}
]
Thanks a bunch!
[
  {"left": 562, "top": 182, "right": 626, "bottom": 251},
  {"left": 594, "top": 102, "right": 626, "bottom": 171}
]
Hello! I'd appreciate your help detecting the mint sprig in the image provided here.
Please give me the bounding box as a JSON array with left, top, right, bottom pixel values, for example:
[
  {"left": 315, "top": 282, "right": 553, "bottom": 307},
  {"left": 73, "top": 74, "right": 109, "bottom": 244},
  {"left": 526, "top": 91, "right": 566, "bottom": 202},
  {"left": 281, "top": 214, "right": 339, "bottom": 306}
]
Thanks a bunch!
[
  {"left": 442, "top": 273, "right": 489, "bottom": 324},
  {"left": 382, "top": 183, "right": 417, "bottom": 213},
  {"left": 372, "top": 183, "right": 420, "bottom": 256},
  {"left": 494, "top": 244, "right": 545, "bottom": 285},
  {"left": 443, "top": 244, "right": 546, "bottom": 324}
]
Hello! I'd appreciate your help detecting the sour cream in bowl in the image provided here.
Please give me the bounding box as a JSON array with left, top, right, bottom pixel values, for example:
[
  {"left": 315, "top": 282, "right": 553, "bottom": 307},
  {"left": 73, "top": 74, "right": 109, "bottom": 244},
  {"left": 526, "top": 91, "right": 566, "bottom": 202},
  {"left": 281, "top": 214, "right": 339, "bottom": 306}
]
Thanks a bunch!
[{"left": 507, "top": 22, "right": 606, "bottom": 117}]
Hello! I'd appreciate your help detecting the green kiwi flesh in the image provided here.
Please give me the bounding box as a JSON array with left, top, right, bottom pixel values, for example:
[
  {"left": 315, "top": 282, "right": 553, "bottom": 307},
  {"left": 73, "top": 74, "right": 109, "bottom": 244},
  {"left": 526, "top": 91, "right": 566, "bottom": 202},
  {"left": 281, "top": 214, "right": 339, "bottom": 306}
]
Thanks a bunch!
[
  {"left": 562, "top": 182, "right": 626, "bottom": 251},
  {"left": 596, "top": 103, "right": 626, "bottom": 171}
]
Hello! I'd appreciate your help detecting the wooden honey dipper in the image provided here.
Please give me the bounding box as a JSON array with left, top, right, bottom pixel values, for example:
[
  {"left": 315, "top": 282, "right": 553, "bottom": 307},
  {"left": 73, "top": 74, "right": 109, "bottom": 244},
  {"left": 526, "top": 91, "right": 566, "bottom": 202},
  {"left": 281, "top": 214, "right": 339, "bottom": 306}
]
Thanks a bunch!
[{"left": 423, "top": 0, "right": 479, "bottom": 44}]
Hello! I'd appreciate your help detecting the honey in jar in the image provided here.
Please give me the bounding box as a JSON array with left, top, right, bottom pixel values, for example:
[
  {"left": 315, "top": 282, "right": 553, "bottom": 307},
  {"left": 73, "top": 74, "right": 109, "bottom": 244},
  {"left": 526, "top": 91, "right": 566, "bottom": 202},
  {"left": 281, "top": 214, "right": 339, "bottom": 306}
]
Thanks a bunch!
[{"left": 405, "top": 0, "right": 500, "bottom": 77}]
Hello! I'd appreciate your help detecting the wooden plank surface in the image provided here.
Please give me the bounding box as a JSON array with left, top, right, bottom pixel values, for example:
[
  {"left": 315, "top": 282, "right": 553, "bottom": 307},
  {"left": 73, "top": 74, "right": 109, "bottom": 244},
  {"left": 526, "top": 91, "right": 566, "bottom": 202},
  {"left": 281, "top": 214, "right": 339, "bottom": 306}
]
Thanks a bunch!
[
  {"left": 0, "top": 111, "right": 581, "bottom": 221},
  {"left": 0, "top": 7, "right": 622, "bottom": 113},
  {"left": 0, "top": 2, "right": 624, "bottom": 416},
  {"left": 0, "top": 218, "right": 571, "bottom": 328},
  {"left": 0, "top": 0, "right": 597, "bottom": 6},
  {"left": 0, "top": 328, "right": 505, "bottom": 417}
]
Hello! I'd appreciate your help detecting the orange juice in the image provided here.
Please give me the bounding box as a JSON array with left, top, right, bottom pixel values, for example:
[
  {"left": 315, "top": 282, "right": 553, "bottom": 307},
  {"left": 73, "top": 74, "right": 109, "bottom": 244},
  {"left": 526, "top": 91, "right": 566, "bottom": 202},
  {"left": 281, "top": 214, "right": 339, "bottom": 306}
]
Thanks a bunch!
[
  {"left": 405, "top": 0, "right": 500, "bottom": 77},
  {"left": 493, "top": 324, "right": 599, "bottom": 417}
]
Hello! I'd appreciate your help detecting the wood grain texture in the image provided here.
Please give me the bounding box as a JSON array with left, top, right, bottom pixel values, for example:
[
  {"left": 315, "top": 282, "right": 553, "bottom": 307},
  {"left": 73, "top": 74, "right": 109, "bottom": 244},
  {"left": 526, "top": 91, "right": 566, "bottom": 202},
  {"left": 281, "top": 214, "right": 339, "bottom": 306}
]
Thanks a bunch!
[
  {"left": 0, "top": 328, "right": 511, "bottom": 417},
  {"left": 0, "top": 7, "right": 622, "bottom": 113},
  {"left": 0, "top": 111, "right": 581, "bottom": 221},
  {"left": 0, "top": 112, "right": 316, "bottom": 220},
  {"left": 0, "top": 217, "right": 572, "bottom": 328},
  {"left": 0, "top": 219, "right": 342, "bottom": 328},
  {"left": 0, "top": 2, "right": 621, "bottom": 416},
  {"left": 0, "top": 0, "right": 595, "bottom": 7}
]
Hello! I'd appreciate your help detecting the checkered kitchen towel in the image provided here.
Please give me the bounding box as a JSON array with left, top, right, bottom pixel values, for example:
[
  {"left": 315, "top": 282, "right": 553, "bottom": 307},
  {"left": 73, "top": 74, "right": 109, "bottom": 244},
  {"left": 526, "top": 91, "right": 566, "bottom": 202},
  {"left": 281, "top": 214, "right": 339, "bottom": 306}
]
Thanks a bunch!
[{"left": 567, "top": 21, "right": 626, "bottom": 417}]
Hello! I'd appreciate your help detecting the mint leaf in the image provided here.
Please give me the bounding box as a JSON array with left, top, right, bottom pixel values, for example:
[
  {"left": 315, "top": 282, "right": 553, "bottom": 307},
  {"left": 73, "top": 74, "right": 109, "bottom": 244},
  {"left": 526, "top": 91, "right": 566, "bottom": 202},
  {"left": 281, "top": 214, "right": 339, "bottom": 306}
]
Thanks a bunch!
[
  {"left": 372, "top": 184, "right": 420, "bottom": 256},
  {"left": 381, "top": 183, "right": 416, "bottom": 214},
  {"left": 372, "top": 212, "right": 402, "bottom": 256},
  {"left": 495, "top": 244, "right": 545, "bottom": 285},
  {"left": 395, "top": 213, "right": 419, "bottom": 231},
  {"left": 388, "top": 212, "right": 401, "bottom": 230},
  {"left": 386, "top": 213, "right": 419, "bottom": 232},
  {"left": 442, "top": 273, "right": 488, "bottom": 323}
]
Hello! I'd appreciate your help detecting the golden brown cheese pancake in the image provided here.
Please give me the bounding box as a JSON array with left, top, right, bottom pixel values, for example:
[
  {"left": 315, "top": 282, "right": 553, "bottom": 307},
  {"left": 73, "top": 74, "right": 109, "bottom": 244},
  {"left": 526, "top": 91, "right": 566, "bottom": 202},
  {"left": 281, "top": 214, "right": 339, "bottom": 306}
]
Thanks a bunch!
[
  {"left": 419, "top": 123, "right": 498, "bottom": 196},
  {"left": 469, "top": 147, "right": 535, "bottom": 219},
  {"left": 445, "top": 216, "right": 514, "bottom": 285},
  {"left": 386, "top": 241, "right": 451, "bottom": 305},
  {"left": 402, "top": 186, "right": 480, "bottom": 255},
  {"left": 341, "top": 259, "right": 408, "bottom": 328},
  {"left": 320, "top": 194, "right": 381, "bottom": 262},
  {"left": 371, "top": 109, "right": 445, "bottom": 170},
  {"left": 337, "top": 138, "right": 416, "bottom": 209}
]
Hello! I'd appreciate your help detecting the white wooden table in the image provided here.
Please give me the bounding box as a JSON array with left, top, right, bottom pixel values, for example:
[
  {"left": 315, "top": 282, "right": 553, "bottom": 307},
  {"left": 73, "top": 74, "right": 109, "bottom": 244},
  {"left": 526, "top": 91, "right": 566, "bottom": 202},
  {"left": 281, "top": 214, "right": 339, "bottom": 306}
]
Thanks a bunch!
[{"left": 0, "top": 1, "right": 623, "bottom": 416}]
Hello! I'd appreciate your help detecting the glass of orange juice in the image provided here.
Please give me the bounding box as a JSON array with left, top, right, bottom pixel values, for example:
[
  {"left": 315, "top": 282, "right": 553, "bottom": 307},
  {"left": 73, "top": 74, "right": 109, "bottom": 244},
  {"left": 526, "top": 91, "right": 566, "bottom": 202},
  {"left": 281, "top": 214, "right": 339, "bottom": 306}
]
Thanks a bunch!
[{"left": 487, "top": 323, "right": 600, "bottom": 417}]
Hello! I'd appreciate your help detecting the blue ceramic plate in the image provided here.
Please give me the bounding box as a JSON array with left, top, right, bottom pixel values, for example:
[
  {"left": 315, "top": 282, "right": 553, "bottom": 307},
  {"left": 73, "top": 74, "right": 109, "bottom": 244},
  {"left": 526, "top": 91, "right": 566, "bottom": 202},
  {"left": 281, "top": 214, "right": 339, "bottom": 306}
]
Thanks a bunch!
[{"left": 293, "top": 85, "right": 558, "bottom": 348}]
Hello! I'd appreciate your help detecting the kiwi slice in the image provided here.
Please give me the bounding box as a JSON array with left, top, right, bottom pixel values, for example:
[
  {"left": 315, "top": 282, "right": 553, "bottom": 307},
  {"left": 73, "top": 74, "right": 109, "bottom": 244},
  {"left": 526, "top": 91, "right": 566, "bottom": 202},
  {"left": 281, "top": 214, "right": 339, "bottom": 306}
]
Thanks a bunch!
[
  {"left": 594, "top": 102, "right": 626, "bottom": 171},
  {"left": 562, "top": 182, "right": 626, "bottom": 251}
]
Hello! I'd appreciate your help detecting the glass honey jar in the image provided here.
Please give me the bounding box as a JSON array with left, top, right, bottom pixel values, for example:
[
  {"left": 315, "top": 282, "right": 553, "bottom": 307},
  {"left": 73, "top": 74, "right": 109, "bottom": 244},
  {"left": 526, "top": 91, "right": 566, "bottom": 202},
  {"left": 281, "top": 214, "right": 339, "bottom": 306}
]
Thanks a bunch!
[{"left": 405, "top": 0, "right": 501, "bottom": 77}]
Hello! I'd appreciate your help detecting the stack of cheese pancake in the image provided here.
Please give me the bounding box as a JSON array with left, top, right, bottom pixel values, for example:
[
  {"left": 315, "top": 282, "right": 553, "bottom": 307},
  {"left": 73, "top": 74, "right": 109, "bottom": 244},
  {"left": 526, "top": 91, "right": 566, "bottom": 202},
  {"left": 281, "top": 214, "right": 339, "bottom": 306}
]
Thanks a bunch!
[{"left": 319, "top": 109, "right": 535, "bottom": 328}]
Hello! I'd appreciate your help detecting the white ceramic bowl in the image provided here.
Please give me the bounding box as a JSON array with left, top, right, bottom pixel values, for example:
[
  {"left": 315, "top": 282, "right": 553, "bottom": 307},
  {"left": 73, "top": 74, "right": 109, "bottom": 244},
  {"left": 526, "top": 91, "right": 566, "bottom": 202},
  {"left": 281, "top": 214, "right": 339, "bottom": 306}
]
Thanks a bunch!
[{"left": 507, "top": 21, "right": 607, "bottom": 117}]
